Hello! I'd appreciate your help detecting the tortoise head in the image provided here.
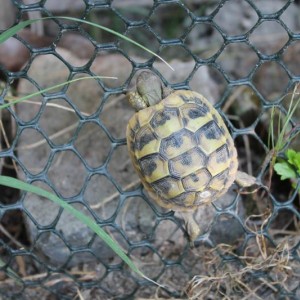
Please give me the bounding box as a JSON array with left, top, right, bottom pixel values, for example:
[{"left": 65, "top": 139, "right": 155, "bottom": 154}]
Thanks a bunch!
[{"left": 127, "top": 71, "right": 171, "bottom": 111}]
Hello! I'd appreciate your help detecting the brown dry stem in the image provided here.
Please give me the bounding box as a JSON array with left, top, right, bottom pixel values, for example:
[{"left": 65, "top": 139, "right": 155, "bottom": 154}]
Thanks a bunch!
[{"left": 186, "top": 238, "right": 298, "bottom": 300}]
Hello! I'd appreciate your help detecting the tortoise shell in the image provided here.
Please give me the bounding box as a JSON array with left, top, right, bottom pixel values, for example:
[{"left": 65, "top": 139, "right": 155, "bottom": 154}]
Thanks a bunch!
[{"left": 126, "top": 90, "right": 238, "bottom": 211}]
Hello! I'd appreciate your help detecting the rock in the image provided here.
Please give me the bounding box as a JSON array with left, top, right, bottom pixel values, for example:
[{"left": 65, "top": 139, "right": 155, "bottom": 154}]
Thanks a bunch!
[
  {"left": 43, "top": 0, "right": 85, "bottom": 13},
  {"left": 0, "top": 29, "right": 64, "bottom": 72},
  {"left": 0, "top": 0, "right": 17, "bottom": 31},
  {"left": 281, "top": 2, "right": 300, "bottom": 33},
  {"left": 213, "top": 0, "right": 259, "bottom": 36},
  {"left": 0, "top": 37, "right": 31, "bottom": 73},
  {"left": 57, "top": 32, "right": 96, "bottom": 60}
]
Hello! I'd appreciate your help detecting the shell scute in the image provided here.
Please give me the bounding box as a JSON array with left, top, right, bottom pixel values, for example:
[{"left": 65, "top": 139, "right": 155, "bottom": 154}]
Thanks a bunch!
[
  {"left": 182, "top": 169, "right": 211, "bottom": 192},
  {"left": 195, "top": 121, "right": 227, "bottom": 155},
  {"left": 160, "top": 129, "right": 195, "bottom": 159},
  {"left": 169, "top": 148, "right": 207, "bottom": 178},
  {"left": 150, "top": 108, "right": 183, "bottom": 138},
  {"left": 153, "top": 176, "right": 185, "bottom": 199},
  {"left": 206, "top": 144, "right": 231, "bottom": 176},
  {"left": 179, "top": 105, "right": 211, "bottom": 133},
  {"left": 134, "top": 126, "right": 160, "bottom": 159},
  {"left": 171, "top": 192, "right": 195, "bottom": 208},
  {"left": 209, "top": 169, "right": 229, "bottom": 191},
  {"left": 139, "top": 154, "right": 169, "bottom": 183},
  {"left": 137, "top": 106, "right": 157, "bottom": 127}
]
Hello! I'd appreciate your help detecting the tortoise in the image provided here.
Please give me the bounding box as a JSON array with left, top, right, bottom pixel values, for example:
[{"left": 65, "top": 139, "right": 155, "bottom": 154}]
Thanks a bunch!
[{"left": 126, "top": 71, "right": 257, "bottom": 243}]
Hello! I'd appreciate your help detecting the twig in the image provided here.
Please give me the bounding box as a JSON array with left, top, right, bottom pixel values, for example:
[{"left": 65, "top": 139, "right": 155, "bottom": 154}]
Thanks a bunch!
[
  {"left": 0, "top": 224, "right": 25, "bottom": 249},
  {"left": 75, "top": 288, "right": 85, "bottom": 300}
]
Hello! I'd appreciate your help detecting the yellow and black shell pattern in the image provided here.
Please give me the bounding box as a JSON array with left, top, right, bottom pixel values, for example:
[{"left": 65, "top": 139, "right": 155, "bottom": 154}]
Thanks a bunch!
[{"left": 126, "top": 90, "right": 238, "bottom": 211}]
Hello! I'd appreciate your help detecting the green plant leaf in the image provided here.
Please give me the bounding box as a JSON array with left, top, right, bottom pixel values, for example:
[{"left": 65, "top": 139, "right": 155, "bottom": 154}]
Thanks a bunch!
[
  {"left": 286, "top": 149, "right": 300, "bottom": 172},
  {"left": 0, "top": 17, "right": 173, "bottom": 71},
  {"left": 291, "top": 181, "right": 300, "bottom": 192},
  {"left": 0, "top": 175, "right": 144, "bottom": 279},
  {"left": 286, "top": 149, "right": 296, "bottom": 164},
  {"left": 274, "top": 161, "right": 297, "bottom": 180}
]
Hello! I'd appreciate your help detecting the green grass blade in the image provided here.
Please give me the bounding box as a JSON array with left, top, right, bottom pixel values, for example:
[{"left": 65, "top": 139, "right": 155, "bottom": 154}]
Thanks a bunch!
[
  {"left": 0, "top": 76, "right": 116, "bottom": 110},
  {"left": 277, "top": 109, "right": 282, "bottom": 151},
  {"left": 0, "top": 17, "right": 174, "bottom": 71},
  {"left": 268, "top": 84, "right": 300, "bottom": 153},
  {"left": 0, "top": 175, "right": 144, "bottom": 278},
  {"left": 277, "top": 85, "right": 300, "bottom": 150},
  {"left": 0, "top": 19, "right": 37, "bottom": 43},
  {"left": 57, "top": 17, "right": 173, "bottom": 70},
  {"left": 268, "top": 107, "right": 275, "bottom": 150}
]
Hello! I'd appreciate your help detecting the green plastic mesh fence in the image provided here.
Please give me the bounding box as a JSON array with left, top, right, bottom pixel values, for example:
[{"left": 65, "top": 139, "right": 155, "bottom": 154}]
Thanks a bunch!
[{"left": 0, "top": 0, "right": 300, "bottom": 299}]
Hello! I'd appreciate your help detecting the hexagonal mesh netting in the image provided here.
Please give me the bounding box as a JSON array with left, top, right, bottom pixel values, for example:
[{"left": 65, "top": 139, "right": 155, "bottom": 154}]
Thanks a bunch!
[{"left": 0, "top": 0, "right": 300, "bottom": 299}]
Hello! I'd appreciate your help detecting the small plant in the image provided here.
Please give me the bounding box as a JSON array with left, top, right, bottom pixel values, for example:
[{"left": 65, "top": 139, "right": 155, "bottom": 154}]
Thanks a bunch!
[
  {"left": 267, "top": 84, "right": 300, "bottom": 189},
  {"left": 274, "top": 149, "right": 300, "bottom": 191}
]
